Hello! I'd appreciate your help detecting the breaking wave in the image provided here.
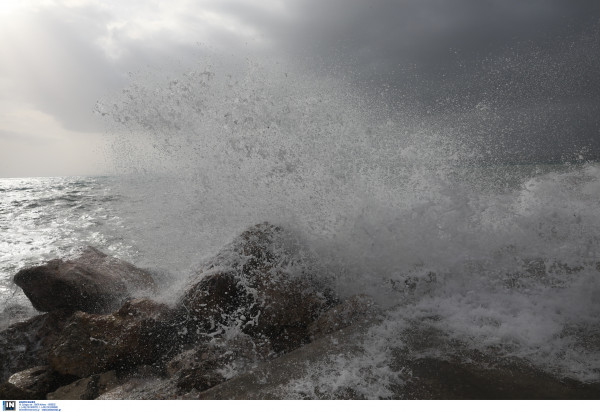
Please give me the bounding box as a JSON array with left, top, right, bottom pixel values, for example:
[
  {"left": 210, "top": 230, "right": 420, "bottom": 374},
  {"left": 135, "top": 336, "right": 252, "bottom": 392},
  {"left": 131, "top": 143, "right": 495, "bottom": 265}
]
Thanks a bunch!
[{"left": 95, "top": 57, "right": 600, "bottom": 383}]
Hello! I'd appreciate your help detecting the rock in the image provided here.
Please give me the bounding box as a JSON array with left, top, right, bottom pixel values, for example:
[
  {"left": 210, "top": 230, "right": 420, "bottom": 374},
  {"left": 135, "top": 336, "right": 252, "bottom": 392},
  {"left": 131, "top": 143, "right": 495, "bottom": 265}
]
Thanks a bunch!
[
  {"left": 48, "top": 298, "right": 178, "bottom": 377},
  {"left": 166, "top": 347, "right": 228, "bottom": 393},
  {"left": 166, "top": 334, "right": 272, "bottom": 393},
  {"left": 0, "top": 366, "right": 75, "bottom": 400},
  {"left": 178, "top": 223, "right": 337, "bottom": 352},
  {"left": 14, "top": 247, "right": 156, "bottom": 314},
  {"left": 196, "top": 317, "right": 379, "bottom": 399},
  {"left": 47, "top": 377, "right": 96, "bottom": 400},
  {"left": 95, "top": 376, "right": 177, "bottom": 400},
  {"left": 400, "top": 356, "right": 600, "bottom": 400},
  {"left": 0, "top": 382, "right": 31, "bottom": 400},
  {"left": 398, "top": 322, "right": 600, "bottom": 399},
  {"left": 96, "top": 367, "right": 178, "bottom": 400},
  {"left": 308, "top": 294, "right": 378, "bottom": 340},
  {"left": 0, "top": 304, "right": 36, "bottom": 331},
  {"left": 95, "top": 370, "right": 121, "bottom": 395},
  {"left": 196, "top": 316, "right": 600, "bottom": 400},
  {"left": 47, "top": 370, "right": 120, "bottom": 400},
  {"left": 0, "top": 311, "right": 70, "bottom": 381}
]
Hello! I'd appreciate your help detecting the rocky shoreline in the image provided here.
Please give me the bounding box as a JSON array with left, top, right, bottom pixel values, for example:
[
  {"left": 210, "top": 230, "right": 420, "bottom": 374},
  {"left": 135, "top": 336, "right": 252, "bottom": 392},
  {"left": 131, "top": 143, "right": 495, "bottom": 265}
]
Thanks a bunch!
[{"left": 1, "top": 223, "right": 599, "bottom": 399}]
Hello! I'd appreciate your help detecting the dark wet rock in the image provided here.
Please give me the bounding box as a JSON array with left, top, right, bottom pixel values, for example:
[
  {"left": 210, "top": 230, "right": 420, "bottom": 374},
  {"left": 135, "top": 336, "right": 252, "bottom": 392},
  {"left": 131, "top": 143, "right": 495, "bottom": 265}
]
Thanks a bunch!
[
  {"left": 9, "top": 226, "right": 599, "bottom": 400},
  {"left": 0, "top": 381, "right": 31, "bottom": 400},
  {"left": 395, "top": 321, "right": 600, "bottom": 399},
  {"left": 95, "top": 370, "right": 121, "bottom": 396},
  {"left": 96, "top": 377, "right": 177, "bottom": 400},
  {"left": 401, "top": 356, "right": 600, "bottom": 400},
  {"left": 166, "top": 334, "right": 272, "bottom": 393},
  {"left": 178, "top": 223, "right": 338, "bottom": 353},
  {"left": 14, "top": 247, "right": 156, "bottom": 314},
  {"left": 0, "top": 366, "right": 75, "bottom": 400},
  {"left": 0, "top": 311, "right": 70, "bottom": 381},
  {"left": 197, "top": 316, "right": 600, "bottom": 400},
  {"left": 48, "top": 298, "right": 177, "bottom": 377},
  {"left": 0, "top": 304, "right": 36, "bottom": 331},
  {"left": 166, "top": 347, "right": 231, "bottom": 393},
  {"left": 47, "top": 370, "right": 120, "bottom": 400},
  {"left": 308, "top": 294, "right": 378, "bottom": 341},
  {"left": 196, "top": 318, "right": 379, "bottom": 399},
  {"left": 95, "top": 367, "right": 177, "bottom": 400},
  {"left": 47, "top": 376, "right": 98, "bottom": 400}
]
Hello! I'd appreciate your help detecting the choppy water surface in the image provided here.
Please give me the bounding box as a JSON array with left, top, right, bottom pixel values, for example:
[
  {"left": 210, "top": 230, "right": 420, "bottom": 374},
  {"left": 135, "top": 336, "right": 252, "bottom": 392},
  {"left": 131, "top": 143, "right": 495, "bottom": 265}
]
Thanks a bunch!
[{"left": 0, "top": 176, "right": 134, "bottom": 326}]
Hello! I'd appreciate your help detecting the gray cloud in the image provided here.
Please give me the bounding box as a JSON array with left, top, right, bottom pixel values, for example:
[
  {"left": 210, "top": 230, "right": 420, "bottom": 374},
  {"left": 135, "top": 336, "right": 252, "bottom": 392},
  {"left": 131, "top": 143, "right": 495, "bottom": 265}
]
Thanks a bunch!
[
  {"left": 1, "top": 3, "right": 124, "bottom": 133},
  {"left": 0, "top": 129, "right": 52, "bottom": 144},
  {"left": 256, "top": 1, "right": 598, "bottom": 96},
  {"left": 260, "top": 0, "right": 600, "bottom": 162},
  {"left": 2, "top": 0, "right": 599, "bottom": 169}
]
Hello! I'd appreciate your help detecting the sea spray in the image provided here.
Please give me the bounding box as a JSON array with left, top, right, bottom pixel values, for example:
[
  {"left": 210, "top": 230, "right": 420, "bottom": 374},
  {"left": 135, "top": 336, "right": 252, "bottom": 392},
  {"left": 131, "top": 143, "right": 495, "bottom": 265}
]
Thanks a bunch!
[{"left": 93, "top": 57, "right": 600, "bottom": 383}]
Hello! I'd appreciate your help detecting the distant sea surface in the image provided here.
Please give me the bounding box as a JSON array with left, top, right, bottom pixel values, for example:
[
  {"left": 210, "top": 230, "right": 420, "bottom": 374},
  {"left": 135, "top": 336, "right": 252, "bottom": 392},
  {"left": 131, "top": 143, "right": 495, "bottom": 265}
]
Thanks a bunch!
[{"left": 0, "top": 176, "right": 134, "bottom": 326}]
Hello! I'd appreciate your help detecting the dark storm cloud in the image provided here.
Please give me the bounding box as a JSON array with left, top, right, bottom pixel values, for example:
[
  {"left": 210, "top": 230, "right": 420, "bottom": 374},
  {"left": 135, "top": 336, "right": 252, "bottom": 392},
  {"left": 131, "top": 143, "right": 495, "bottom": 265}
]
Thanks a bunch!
[
  {"left": 269, "top": 0, "right": 599, "bottom": 111},
  {"left": 4, "top": 0, "right": 599, "bottom": 165},
  {"left": 258, "top": 0, "right": 600, "bottom": 162},
  {"left": 273, "top": 0, "right": 599, "bottom": 79},
  {"left": 228, "top": 0, "right": 597, "bottom": 162}
]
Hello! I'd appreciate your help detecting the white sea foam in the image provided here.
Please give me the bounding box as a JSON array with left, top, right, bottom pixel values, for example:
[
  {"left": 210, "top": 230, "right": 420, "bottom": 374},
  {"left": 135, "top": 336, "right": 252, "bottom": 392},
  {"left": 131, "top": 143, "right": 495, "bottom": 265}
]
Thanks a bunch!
[{"left": 94, "top": 57, "right": 600, "bottom": 383}]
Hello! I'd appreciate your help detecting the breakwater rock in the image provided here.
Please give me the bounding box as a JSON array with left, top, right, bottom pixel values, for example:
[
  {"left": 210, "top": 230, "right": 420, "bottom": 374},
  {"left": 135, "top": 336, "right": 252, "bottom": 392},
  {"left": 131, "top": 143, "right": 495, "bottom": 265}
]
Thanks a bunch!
[
  {"left": 2, "top": 223, "right": 599, "bottom": 399},
  {"left": 14, "top": 247, "right": 156, "bottom": 314},
  {"left": 177, "top": 223, "right": 338, "bottom": 352}
]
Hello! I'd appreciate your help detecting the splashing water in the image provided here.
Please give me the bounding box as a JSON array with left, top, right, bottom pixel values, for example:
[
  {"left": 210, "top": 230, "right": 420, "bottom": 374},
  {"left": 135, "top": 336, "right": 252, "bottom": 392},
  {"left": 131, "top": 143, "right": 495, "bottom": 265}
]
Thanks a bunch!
[{"left": 94, "top": 57, "right": 600, "bottom": 384}]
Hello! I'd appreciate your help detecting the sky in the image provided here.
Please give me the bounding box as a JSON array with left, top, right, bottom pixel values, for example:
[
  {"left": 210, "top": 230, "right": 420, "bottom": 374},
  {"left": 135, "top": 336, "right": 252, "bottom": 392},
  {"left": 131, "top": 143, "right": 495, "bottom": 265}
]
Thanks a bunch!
[{"left": 0, "top": 0, "right": 599, "bottom": 177}]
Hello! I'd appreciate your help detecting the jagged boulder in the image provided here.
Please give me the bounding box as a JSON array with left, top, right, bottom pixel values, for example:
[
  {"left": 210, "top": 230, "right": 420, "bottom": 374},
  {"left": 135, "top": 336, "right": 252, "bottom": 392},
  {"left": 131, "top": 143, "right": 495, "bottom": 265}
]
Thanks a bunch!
[
  {"left": 47, "top": 370, "right": 121, "bottom": 400},
  {"left": 0, "top": 310, "right": 71, "bottom": 381},
  {"left": 196, "top": 317, "right": 600, "bottom": 400},
  {"left": 0, "top": 303, "right": 35, "bottom": 331},
  {"left": 95, "top": 367, "right": 177, "bottom": 400},
  {"left": 48, "top": 298, "right": 178, "bottom": 377},
  {"left": 14, "top": 247, "right": 156, "bottom": 314},
  {"left": 47, "top": 376, "right": 99, "bottom": 400},
  {"left": 0, "top": 366, "right": 75, "bottom": 400},
  {"left": 308, "top": 294, "right": 379, "bottom": 341},
  {"left": 177, "top": 223, "right": 338, "bottom": 352},
  {"left": 166, "top": 334, "right": 272, "bottom": 393},
  {"left": 196, "top": 317, "right": 381, "bottom": 399},
  {"left": 400, "top": 356, "right": 600, "bottom": 399}
]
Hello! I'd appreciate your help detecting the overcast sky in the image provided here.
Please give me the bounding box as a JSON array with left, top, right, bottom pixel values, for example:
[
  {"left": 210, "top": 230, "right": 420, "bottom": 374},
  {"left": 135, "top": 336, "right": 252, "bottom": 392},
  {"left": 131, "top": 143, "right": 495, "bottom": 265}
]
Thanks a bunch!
[{"left": 1, "top": 0, "right": 599, "bottom": 177}]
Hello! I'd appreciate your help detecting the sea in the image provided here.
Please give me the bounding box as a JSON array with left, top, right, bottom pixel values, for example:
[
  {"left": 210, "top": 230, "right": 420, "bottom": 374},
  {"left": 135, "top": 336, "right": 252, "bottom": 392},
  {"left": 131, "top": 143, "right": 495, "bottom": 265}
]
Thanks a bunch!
[{"left": 1, "top": 62, "right": 599, "bottom": 395}]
